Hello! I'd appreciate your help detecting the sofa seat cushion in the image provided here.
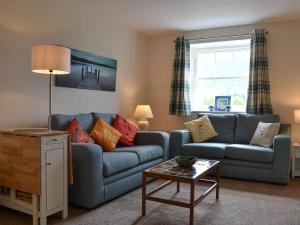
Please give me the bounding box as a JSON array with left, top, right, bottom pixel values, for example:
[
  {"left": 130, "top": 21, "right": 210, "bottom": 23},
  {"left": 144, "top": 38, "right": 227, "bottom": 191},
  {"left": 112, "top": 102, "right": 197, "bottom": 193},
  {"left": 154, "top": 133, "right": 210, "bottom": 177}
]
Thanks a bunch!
[
  {"left": 103, "top": 152, "right": 139, "bottom": 177},
  {"left": 181, "top": 143, "right": 227, "bottom": 159},
  {"left": 225, "top": 144, "right": 273, "bottom": 163},
  {"left": 115, "top": 145, "right": 163, "bottom": 164}
]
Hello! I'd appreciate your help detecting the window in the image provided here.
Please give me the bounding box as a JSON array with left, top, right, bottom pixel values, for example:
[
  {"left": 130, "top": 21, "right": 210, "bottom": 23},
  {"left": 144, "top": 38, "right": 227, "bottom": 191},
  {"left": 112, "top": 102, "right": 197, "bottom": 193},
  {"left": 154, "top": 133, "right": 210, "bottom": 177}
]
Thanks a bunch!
[{"left": 190, "top": 38, "right": 251, "bottom": 112}]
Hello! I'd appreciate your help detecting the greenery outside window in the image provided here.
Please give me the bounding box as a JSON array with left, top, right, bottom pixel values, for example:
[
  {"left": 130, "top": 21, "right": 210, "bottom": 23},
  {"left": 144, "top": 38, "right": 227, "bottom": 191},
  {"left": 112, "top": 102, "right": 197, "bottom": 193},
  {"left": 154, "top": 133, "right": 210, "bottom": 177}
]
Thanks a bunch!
[{"left": 190, "top": 38, "right": 251, "bottom": 112}]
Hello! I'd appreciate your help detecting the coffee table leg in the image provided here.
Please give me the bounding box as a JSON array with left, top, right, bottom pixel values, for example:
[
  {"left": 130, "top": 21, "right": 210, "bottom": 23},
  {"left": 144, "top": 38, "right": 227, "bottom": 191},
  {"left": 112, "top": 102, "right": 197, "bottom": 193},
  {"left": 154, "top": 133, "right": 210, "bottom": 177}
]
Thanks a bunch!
[
  {"left": 142, "top": 173, "right": 146, "bottom": 216},
  {"left": 177, "top": 181, "right": 180, "bottom": 193},
  {"left": 189, "top": 182, "right": 195, "bottom": 225},
  {"left": 216, "top": 164, "right": 220, "bottom": 200}
]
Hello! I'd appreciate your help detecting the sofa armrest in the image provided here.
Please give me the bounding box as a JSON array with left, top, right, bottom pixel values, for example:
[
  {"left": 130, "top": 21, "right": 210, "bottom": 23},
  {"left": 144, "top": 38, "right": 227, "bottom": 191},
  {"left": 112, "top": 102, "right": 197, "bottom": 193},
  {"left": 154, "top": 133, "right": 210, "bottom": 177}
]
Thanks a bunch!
[
  {"left": 135, "top": 131, "right": 169, "bottom": 161},
  {"left": 271, "top": 124, "right": 291, "bottom": 184},
  {"left": 69, "top": 143, "right": 104, "bottom": 208},
  {"left": 169, "top": 129, "right": 192, "bottom": 159}
]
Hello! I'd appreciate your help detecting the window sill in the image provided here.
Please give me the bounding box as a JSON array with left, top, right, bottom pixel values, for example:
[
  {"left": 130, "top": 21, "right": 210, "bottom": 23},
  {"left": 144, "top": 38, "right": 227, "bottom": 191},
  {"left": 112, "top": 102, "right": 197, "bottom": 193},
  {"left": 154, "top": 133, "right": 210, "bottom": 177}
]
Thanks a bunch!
[{"left": 192, "top": 111, "right": 246, "bottom": 114}]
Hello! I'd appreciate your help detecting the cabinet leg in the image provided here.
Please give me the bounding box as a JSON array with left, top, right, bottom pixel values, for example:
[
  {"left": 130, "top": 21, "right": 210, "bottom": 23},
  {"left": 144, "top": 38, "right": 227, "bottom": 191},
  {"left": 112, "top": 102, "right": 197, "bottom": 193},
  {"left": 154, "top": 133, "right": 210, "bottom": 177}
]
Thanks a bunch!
[
  {"left": 62, "top": 207, "right": 68, "bottom": 219},
  {"left": 32, "top": 195, "right": 39, "bottom": 225},
  {"left": 40, "top": 217, "right": 47, "bottom": 225}
]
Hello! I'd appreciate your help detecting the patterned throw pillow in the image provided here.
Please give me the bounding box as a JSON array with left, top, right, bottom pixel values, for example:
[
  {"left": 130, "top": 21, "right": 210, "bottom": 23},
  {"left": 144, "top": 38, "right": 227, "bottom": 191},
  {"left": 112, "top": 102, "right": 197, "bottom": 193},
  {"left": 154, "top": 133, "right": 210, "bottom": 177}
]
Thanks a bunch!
[
  {"left": 66, "top": 118, "right": 94, "bottom": 143},
  {"left": 112, "top": 114, "right": 138, "bottom": 146},
  {"left": 184, "top": 115, "right": 218, "bottom": 142},
  {"left": 90, "top": 118, "right": 122, "bottom": 151},
  {"left": 250, "top": 121, "right": 280, "bottom": 147}
]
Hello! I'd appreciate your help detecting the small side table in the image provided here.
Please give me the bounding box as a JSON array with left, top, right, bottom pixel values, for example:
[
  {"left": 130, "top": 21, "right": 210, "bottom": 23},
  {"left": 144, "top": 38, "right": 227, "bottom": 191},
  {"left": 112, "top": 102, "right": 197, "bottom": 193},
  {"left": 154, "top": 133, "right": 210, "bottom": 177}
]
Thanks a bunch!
[{"left": 292, "top": 143, "right": 300, "bottom": 178}]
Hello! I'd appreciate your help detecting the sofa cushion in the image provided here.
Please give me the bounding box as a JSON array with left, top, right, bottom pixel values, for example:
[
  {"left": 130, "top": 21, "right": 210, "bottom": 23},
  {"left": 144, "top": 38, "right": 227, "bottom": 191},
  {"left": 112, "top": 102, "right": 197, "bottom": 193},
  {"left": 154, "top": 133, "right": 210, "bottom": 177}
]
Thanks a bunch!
[
  {"left": 112, "top": 114, "right": 138, "bottom": 146},
  {"left": 51, "top": 113, "right": 94, "bottom": 132},
  {"left": 181, "top": 143, "right": 227, "bottom": 159},
  {"left": 66, "top": 118, "right": 94, "bottom": 143},
  {"left": 250, "top": 122, "right": 280, "bottom": 147},
  {"left": 184, "top": 115, "right": 217, "bottom": 143},
  {"left": 235, "top": 114, "right": 280, "bottom": 144},
  {"left": 90, "top": 118, "right": 122, "bottom": 152},
  {"left": 91, "top": 112, "right": 116, "bottom": 125},
  {"left": 103, "top": 152, "right": 139, "bottom": 177},
  {"left": 115, "top": 145, "right": 163, "bottom": 163},
  {"left": 225, "top": 144, "right": 273, "bottom": 163},
  {"left": 198, "top": 113, "right": 236, "bottom": 143}
]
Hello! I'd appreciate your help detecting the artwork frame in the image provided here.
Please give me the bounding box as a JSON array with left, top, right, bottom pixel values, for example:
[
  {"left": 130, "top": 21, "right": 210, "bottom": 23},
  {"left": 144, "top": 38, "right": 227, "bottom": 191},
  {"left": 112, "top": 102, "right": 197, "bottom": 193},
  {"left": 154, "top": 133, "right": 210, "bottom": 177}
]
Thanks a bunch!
[
  {"left": 214, "top": 96, "right": 231, "bottom": 112},
  {"left": 55, "top": 48, "right": 117, "bottom": 92}
]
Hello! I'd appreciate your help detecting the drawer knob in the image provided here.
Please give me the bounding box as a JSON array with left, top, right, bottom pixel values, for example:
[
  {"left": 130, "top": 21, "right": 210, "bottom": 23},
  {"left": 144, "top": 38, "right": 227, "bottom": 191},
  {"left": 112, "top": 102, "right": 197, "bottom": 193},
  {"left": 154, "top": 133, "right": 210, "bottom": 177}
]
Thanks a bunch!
[
  {"left": 46, "top": 163, "right": 52, "bottom": 166},
  {"left": 52, "top": 138, "right": 58, "bottom": 141}
]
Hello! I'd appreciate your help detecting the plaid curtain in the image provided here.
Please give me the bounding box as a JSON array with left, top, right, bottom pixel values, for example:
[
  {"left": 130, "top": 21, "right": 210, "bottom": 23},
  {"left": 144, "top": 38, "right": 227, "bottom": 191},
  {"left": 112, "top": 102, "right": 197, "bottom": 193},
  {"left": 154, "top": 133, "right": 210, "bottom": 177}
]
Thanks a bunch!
[
  {"left": 169, "top": 36, "right": 191, "bottom": 116},
  {"left": 246, "top": 29, "right": 273, "bottom": 114}
]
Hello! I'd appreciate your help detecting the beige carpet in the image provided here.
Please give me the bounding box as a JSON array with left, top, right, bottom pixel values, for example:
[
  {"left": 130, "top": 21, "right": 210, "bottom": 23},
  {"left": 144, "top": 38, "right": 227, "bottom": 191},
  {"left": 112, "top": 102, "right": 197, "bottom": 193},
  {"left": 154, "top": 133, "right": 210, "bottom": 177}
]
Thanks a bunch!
[{"left": 0, "top": 178, "right": 300, "bottom": 225}]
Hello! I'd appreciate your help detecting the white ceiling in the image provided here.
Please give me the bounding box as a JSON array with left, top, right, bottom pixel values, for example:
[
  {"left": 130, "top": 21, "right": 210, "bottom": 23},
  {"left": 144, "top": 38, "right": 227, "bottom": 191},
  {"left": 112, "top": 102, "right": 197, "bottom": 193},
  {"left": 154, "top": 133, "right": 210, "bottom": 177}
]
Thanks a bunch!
[{"left": 97, "top": 0, "right": 300, "bottom": 36}]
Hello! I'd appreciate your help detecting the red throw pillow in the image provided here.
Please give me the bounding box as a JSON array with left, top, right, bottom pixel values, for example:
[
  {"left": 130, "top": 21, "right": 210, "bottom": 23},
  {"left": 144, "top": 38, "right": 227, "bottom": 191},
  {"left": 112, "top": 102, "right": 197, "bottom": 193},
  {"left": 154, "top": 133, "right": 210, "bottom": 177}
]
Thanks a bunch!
[
  {"left": 112, "top": 114, "right": 138, "bottom": 146},
  {"left": 66, "top": 118, "right": 94, "bottom": 144}
]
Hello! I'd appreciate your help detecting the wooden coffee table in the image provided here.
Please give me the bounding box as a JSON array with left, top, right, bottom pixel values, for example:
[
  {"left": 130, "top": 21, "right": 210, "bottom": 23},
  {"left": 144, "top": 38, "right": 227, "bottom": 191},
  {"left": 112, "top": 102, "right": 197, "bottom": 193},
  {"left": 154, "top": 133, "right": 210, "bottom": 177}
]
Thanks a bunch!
[{"left": 142, "top": 158, "right": 220, "bottom": 225}]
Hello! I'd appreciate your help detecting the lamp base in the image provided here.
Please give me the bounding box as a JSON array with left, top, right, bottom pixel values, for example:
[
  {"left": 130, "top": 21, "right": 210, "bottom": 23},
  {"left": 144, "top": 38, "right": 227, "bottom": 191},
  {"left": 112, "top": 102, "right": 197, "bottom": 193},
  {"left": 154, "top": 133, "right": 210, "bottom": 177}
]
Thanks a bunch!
[{"left": 137, "top": 118, "right": 150, "bottom": 131}]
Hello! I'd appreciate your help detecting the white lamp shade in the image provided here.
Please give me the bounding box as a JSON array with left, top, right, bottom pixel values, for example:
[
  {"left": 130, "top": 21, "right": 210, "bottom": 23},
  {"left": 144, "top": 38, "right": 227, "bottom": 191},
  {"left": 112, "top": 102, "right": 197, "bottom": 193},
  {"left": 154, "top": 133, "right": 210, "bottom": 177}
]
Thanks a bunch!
[
  {"left": 31, "top": 45, "right": 71, "bottom": 75},
  {"left": 294, "top": 110, "right": 300, "bottom": 123},
  {"left": 134, "top": 105, "right": 154, "bottom": 119}
]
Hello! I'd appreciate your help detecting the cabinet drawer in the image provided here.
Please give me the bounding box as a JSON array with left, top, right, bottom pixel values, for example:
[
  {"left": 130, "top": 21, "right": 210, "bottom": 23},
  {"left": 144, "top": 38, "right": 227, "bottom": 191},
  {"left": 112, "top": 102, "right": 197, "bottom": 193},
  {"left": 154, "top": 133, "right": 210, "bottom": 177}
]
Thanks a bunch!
[
  {"left": 46, "top": 143, "right": 64, "bottom": 151},
  {"left": 45, "top": 135, "right": 66, "bottom": 145}
]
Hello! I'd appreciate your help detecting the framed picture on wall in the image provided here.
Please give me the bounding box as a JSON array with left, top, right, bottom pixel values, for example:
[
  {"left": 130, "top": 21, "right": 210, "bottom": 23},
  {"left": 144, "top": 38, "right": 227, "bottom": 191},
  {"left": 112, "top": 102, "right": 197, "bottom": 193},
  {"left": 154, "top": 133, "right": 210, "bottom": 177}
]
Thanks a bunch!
[
  {"left": 214, "top": 96, "right": 231, "bottom": 111},
  {"left": 55, "top": 48, "right": 117, "bottom": 92}
]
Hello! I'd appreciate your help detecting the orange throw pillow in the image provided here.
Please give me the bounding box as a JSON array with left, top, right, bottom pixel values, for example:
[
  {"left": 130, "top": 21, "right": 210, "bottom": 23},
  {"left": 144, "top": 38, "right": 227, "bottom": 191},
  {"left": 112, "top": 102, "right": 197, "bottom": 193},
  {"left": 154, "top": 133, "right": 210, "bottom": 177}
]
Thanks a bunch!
[{"left": 90, "top": 118, "right": 121, "bottom": 151}]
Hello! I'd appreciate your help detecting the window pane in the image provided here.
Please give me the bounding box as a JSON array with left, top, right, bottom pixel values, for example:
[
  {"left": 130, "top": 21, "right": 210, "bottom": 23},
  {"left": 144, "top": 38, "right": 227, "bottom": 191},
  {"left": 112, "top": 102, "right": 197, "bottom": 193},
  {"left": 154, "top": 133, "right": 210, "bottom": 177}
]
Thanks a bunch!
[{"left": 190, "top": 39, "right": 250, "bottom": 112}]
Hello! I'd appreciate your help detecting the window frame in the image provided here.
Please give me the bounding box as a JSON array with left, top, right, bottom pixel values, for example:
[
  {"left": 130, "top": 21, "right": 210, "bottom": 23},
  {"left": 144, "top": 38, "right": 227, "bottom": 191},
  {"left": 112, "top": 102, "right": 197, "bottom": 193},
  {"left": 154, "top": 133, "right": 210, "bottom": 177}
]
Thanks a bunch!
[{"left": 189, "top": 37, "right": 251, "bottom": 113}]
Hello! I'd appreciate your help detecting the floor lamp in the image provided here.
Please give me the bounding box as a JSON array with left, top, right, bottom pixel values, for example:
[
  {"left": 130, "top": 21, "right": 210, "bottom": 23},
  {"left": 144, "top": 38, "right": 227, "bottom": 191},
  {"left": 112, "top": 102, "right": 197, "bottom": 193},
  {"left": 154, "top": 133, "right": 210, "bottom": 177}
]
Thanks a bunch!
[{"left": 31, "top": 45, "right": 71, "bottom": 130}]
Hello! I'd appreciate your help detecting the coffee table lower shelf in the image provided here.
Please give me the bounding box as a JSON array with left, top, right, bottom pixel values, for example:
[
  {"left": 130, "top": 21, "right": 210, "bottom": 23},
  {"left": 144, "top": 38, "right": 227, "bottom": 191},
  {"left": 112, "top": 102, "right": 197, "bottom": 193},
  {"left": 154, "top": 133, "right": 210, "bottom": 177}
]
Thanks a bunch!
[{"left": 142, "top": 161, "right": 220, "bottom": 225}]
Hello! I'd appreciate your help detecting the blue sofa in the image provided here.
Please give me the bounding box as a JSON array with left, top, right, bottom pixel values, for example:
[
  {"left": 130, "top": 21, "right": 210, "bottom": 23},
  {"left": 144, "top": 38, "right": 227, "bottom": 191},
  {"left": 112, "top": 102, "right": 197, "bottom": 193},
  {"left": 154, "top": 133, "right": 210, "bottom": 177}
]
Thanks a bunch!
[
  {"left": 51, "top": 112, "right": 169, "bottom": 208},
  {"left": 169, "top": 113, "right": 291, "bottom": 184}
]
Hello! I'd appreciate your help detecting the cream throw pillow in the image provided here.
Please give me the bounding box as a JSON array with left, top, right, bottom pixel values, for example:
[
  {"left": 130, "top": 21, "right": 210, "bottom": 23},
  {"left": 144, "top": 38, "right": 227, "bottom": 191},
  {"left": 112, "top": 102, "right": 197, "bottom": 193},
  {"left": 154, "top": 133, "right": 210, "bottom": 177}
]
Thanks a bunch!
[
  {"left": 184, "top": 115, "right": 218, "bottom": 142},
  {"left": 250, "top": 121, "right": 280, "bottom": 147}
]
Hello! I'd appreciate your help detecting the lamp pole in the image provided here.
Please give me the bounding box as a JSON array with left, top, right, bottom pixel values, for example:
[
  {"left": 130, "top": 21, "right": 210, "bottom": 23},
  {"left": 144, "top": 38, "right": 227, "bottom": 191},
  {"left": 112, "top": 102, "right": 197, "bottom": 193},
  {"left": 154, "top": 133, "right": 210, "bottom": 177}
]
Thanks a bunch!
[{"left": 49, "top": 70, "right": 53, "bottom": 131}]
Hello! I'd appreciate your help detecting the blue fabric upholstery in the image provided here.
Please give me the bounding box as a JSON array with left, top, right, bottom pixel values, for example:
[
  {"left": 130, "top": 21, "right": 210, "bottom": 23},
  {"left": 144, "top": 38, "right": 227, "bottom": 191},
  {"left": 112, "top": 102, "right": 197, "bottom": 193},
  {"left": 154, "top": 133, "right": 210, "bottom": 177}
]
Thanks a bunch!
[
  {"left": 169, "top": 129, "right": 192, "bottom": 158},
  {"left": 104, "top": 158, "right": 163, "bottom": 185},
  {"left": 69, "top": 143, "right": 104, "bottom": 209},
  {"left": 220, "top": 158, "right": 272, "bottom": 169},
  {"left": 103, "top": 152, "right": 139, "bottom": 177},
  {"left": 182, "top": 143, "right": 227, "bottom": 159},
  {"left": 91, "top": 112, "right": 116, "bottom": 124},
  {"left": 225, "top": 144, "right": 273, "bottom": 163},
  {"left": 135, "top": 131, "right": 169, "bottom": 161},
  {"left": 115, "top": 145, "right": 163, "bottom": 163},
  {"left": 235, "top": 113, "right": 280, "bottom": 144},
  {"left": 169, "top": 113, "right": 291, "bottom": 184},
  {"left": 198, "top": 113, "right": 236, "bottom": 143},
  {"left": 51, "top": 113, "right": 94, "bottom": 132}
]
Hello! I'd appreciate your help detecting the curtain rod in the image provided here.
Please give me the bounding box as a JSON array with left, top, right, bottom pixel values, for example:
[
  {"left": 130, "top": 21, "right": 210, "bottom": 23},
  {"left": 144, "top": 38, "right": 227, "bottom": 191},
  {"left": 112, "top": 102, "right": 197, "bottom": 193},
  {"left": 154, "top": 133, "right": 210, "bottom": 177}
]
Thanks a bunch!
[{"left": 174, "top": 31, "right": 269, "bottom": 43}]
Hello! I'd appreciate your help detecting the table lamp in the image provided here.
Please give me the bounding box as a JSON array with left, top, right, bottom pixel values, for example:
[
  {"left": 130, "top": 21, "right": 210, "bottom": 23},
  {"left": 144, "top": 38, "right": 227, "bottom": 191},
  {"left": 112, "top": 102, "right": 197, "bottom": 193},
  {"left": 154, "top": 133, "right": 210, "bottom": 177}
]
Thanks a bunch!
[
  {"left": 134, "top": 105, "right": 154, "bottom": 131},
  {"left": 31, "top": 45, "right": 71, "bottom": 130},
  {"left": 294, "top": 110, "right": 300, "bottom": 124}
]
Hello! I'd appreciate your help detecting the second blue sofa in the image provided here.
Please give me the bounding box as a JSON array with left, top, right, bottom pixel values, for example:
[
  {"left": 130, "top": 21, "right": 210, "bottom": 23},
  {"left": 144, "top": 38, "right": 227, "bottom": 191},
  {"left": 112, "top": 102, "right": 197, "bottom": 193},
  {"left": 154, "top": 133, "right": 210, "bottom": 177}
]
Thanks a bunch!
[{"left": 169, "top": 113, "right": 291, "bottom": 184}]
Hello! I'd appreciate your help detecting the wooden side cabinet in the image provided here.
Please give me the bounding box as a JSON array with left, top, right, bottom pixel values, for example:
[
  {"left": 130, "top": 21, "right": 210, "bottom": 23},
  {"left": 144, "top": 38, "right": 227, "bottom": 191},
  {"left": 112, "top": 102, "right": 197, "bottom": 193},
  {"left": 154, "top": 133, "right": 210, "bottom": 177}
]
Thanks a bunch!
[
  {"left": 292, "top": 143, "right": 300, "bottom": 178},
  {"left": 0, "top": 129, "right": 69, "bottom": 225}
]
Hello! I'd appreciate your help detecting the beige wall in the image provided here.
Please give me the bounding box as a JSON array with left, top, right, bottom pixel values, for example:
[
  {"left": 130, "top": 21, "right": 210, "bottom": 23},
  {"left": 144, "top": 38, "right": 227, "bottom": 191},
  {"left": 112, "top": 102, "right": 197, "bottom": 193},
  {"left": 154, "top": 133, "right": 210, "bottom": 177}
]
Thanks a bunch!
[
  {"left": 0, "top": 1, "right": 149, "bottom": 128},
  {"left": 147, "top": 20, "right": 300, "bottom": 141}
]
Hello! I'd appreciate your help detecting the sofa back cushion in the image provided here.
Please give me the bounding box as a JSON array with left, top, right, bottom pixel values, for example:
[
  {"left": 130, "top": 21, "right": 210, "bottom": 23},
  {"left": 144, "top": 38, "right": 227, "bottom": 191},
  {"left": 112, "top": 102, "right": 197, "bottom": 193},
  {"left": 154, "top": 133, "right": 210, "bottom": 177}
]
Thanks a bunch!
[
  {"left": 235, "top": 114, "right": 280, "bottom": 144},
  {"left": 91, "top": 112, "right": 116, "bottom": 125},
  {"left": 51, "top": 113, "right": 94, "bottom": 132},
  {"left": 198, "top": 113, "right": 236, "bottom": 143}
]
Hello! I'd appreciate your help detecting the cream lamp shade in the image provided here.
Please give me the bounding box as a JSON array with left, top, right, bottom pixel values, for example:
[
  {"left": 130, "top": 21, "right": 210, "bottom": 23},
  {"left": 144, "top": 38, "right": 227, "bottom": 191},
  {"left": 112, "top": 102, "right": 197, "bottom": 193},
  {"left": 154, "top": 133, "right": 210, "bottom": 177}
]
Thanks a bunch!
[
  {"left": 134, "top": 105, "right": 153, "bottom": 131},
  {"left": 31, "top": 45, "right": 71, "bottom": 75},
  {"left": 134, "top": 105, "right": 154, "bottom": 119},
  {"left": 294, "top": 110, "right": 300, "bottom": 123}
]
